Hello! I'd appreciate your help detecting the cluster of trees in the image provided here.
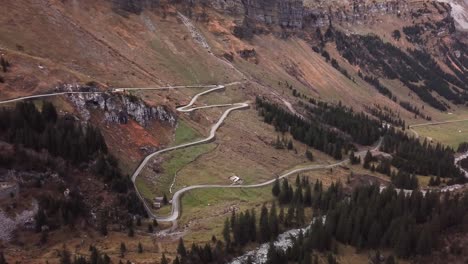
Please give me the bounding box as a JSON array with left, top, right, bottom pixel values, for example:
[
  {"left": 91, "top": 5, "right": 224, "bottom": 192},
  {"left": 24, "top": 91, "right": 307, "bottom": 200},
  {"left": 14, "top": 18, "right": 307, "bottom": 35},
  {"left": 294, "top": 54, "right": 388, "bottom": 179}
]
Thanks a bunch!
[
  {"left": 457, "top": 142, "right": 468, "bottom": 153},
  {"left": 57, "top": 245, "right": 113, "bottom": 264},
  {"left": 361, "top": 75, "right": 396, "bottom": 101},
  {"left": 364, "top": 104, "right": 405, "bottom": 128},
  {"left": 428, "top": 175, "right": 442, "bottom": 186},
  {"left": 392, "top": 30, "right": 401, "bottom": 40},
  {"left": 334, "top": 31, "right": 461, "bottom": 111},
  {"left": 0, "top": 102, "right": 107, "bottom": 165},
  {"left": 326, "top": 185, "right": 468, "bottom": 257},
  {"left": 349, "top": 151, "right": 361, "bottom": 165},
  {"left": 34, "top": 190, "right": 87, "bottom": 238},
  {"left": 168, "top": 238, "right": 228, "bottom": 264},
  {"left": 273, "top": 177, "right": 344, "bottom": 214},
  {"left": 380, "top": 128, "right": 463, "bottom": 181},
  {"left": 391, "top": 170, "right": 419, "bottom": 190},
  {"left": 409, "top": 49, "right": 467, "bottom": 91},
  {"left": 0, "top": 102, "right": 148, "bottom": 239},
  {"left": 266, "top": 184, "right": 468, "bottom": 263},
  {"left": 256, "top": 97, "right": 349, "bottom": 160},
  {"left": 402, "top": 25, "right": 424, "bottom": 43},
  {"left": 398, "top": 101, "right": 429, "bottom": 120},
  {"left": 310, "top": 101, "right": 383, "bottom": 146}
]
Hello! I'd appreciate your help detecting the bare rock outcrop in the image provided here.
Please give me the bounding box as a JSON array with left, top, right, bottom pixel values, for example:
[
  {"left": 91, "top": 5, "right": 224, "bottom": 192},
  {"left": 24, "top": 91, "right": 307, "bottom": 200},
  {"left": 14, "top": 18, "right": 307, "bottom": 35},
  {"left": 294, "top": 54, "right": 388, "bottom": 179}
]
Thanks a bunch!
[{"left": 60, "top": 84, "right": 177, "bottom": 127}]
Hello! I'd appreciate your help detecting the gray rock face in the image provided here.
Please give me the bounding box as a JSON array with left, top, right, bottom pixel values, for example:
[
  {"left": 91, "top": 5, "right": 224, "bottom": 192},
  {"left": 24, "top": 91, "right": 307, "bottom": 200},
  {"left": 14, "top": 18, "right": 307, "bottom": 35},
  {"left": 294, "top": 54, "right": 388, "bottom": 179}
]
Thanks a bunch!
[
  {"left": 60, "top": 84, "right": 177, "bottom": 127},
  {"left": 243, "top": 0, "right": 305, "bottom": 28}
]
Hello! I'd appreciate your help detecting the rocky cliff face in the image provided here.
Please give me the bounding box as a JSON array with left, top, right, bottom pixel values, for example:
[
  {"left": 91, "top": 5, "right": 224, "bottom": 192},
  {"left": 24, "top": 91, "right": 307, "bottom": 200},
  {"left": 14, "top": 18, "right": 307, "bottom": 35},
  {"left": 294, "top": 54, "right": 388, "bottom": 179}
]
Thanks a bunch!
[
  {"left": 111, "top": 0, "right": 448, "bottom": 30},
  {"left": 60, "top": 84, "right": 177, "bottom": 127},
  {"left": 243, "top": 0, "right": 304, "bottom": 28}
]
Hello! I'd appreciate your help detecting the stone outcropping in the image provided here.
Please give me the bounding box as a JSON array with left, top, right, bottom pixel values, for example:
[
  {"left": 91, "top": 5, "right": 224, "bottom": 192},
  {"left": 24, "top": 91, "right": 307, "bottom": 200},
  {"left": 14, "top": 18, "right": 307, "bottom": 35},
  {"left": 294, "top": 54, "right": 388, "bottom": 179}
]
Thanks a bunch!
[
  {"left": 243, "top": 0, "right": 304, "bottom": 28},
  {"left": 60, "top": 84, "right": 177, "bottom": 127}
]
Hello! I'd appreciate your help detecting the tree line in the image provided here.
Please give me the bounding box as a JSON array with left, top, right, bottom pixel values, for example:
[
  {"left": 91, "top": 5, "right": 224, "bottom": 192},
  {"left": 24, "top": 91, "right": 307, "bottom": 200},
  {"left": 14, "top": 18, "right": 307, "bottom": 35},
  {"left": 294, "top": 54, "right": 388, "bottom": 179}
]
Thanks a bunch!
[
  {"left": 256, "top": 97, "right": 384, "bottom": 160},
  {"left": 334, "top": 31, "right": 462, "bottom": 111},
  {"left": 0, "top": 102, "right": 147, "bottom": 240},
  {"left": 265, "top": 184, "right": 468, "bottom": 263},
  {"left": 256, "top": 97, "right": 350, "bottom": 160},
  {"left": 309, "top": 101, "right": 383, "bottom": 146},
  {"left": 380, "top": 128, "right": 464, "bottom": 182},
  {"left": 0, "top": 102, "right": 107, "bottom": 165}
]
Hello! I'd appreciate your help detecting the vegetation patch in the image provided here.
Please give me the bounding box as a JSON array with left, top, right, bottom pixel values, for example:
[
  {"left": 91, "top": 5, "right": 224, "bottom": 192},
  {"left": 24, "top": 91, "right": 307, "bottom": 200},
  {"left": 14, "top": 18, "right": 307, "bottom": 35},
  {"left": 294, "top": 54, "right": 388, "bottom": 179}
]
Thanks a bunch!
[
  {"left": 413, "top": 121, "right": 468, "bottom": 148},
  {"left": 172, "top": 119, "right": 201, "bottom": 146}
]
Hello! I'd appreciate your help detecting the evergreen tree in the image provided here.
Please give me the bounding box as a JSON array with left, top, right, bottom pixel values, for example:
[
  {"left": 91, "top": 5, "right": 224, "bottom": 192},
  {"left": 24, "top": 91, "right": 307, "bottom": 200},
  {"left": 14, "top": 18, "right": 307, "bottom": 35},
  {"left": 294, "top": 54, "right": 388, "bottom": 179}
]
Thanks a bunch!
[
  {"left": 120, "top": 242, "right": 126, "bottom": 258},
  {"left": 269, "top": 203, "right": 279, "bottom": 238},
  {"left": 177, "top": 238, "right": 187, "bottom": 257},
  {"left": 272, "top": 177, "right": 281, "bottom": 197},
  {"left": 260, "top": 204, "right": 271, "bottom": 242},
  {"left": 363, "top": 150, "right": 373, "bottom": 169},
  {"left": 161, "top": 253, "right": 169, "bottom": 264},
  {"left": 223, "top": 218, "right": 231, "bottom": 246}
]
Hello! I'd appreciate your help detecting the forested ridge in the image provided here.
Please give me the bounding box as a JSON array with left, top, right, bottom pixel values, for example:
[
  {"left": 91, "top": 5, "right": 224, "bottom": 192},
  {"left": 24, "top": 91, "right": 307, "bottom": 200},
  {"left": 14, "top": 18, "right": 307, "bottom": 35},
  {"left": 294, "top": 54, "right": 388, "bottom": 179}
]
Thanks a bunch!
[
  {"left": 256, "top": 97, "right": 384, "bottom": 160},
  {"left": 256, "top": 97, "right": 351, "bottom": 160},
  {"left": 333, "top": 31, "right": 465, "bottom": 111},
  {"left": 211, "top": 177, "right": 468, "bottom": 264},
  {"left": 263, "top": 184, "right": 468, "bottom": 263},
  {"left": 0, "top": 102, "right": 147, "bottom": 238},
  {"left": 380, "top": 128, "right": 464, "bottom": 181}
]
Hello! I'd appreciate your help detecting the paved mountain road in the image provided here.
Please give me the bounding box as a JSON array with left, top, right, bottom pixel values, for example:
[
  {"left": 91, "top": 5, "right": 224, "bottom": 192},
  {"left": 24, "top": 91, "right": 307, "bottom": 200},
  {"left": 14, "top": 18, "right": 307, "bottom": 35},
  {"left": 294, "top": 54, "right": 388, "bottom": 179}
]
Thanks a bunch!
[
  {"left": 0, "top": 84, "right": 383, "bottom": 223},
  {"left": 0, "top": 91, "right": 103, "bottom": 105}
]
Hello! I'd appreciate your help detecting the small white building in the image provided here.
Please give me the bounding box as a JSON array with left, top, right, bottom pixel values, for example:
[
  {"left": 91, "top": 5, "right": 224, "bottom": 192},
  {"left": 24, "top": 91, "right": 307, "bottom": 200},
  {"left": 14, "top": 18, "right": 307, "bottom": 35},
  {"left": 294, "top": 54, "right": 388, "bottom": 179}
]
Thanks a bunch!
[{"left": 229, "top": 176, "right": 240, "bottom": 183}]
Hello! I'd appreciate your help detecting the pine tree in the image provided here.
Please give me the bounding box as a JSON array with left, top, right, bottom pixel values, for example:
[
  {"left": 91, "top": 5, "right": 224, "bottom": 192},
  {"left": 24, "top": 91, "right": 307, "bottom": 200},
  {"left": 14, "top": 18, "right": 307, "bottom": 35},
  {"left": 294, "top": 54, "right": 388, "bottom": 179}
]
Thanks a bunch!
[
  {"left": 272, "top": 177, "right": 281, "bottom": 197},
  {"left": 41, "top": 102, "right": 57, "bottom": 123},
  {"left": 269, "top": 203, "right": 279, "bottom": 238},
  {"left": 120, "top": 242, "right": 126, "bottom": 258},
  {"left": 249, "top": 209, "right": 257, "bottom": 242},
  {"left": 177, "top": 238, "right": 187, "bottom": 257},
  {"left": 163, "top": 193, "right": 169, "bottom": 205},
  {"left": 279, "top": 206, "right": 285, "bottom": 224},
  {"left": 172, "top": 256, "right": 180, "bottom": 264},
  {"left": 260, "top": 204, "right": 270, "bottom": 242},
  {"left": 161, "top": 253, "right": 169, "bottom": 264},
  {"left": 363, "top": 150, "right": 373, "bottom": 169},
  {"left": 416, "top": 226, "right": 432, "bottom": 255},
  {"left": 304, "top": 184, "right": 312, "bottom": 206},
  {"left": 148, "top": 223, "right": 154, "bottom": 233},
  {"left": 223, "top": 218, "right": 231, "bottom": 246}
]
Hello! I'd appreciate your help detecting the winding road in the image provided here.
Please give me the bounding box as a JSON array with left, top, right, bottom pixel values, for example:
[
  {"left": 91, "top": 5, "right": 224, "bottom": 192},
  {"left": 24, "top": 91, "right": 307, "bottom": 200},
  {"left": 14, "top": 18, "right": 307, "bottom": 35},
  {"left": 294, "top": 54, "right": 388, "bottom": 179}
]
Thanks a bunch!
[
  {"left": 0, "top": 91, "right": 103, "bottom": 105},
  {"left": 125, "top": 82, "right": 383, "bottom": 222},
  {"left": 0, "top": 83, "right": 383, "bottom": 223}
]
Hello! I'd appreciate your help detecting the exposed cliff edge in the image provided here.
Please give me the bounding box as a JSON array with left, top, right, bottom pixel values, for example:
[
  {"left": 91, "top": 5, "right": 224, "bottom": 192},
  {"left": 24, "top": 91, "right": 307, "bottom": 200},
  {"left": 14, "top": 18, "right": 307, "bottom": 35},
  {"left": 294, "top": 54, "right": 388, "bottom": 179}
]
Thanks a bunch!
[{"left": 60, "top": 84, "right": 177, "bottom": 127}]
